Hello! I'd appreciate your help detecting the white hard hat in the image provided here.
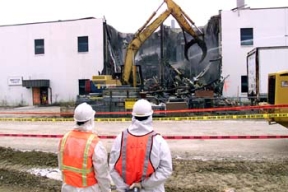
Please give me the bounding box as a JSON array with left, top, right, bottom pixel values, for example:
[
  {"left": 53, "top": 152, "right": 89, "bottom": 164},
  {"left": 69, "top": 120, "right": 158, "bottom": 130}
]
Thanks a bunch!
[
  {"left": 132, "top": 99, "right": 153, "bottom": 117},
  {"left": 74, "top": 103, "right": 96, "bottom": 122}
]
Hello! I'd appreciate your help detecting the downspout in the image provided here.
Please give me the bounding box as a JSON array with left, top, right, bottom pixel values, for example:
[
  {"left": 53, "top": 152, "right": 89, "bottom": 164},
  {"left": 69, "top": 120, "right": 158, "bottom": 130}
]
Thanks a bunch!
[
  {"left": 218, "top": 9, "right": 222, "bottom": 78},
  {"left": 49, "top": 87, "right": 52, "bottom": 104},
  {"left": 103, "top": 18, "right": 108, "bottom": 74},
  {"left": 160, "top": 23, "right": 164, "bottom": 87}
]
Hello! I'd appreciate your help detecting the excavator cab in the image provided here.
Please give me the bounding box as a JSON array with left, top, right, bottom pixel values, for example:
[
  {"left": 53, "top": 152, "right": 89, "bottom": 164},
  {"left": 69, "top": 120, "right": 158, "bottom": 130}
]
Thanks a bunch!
[{"left": 267, "top": 70, "right": 288, "bottom": 128}]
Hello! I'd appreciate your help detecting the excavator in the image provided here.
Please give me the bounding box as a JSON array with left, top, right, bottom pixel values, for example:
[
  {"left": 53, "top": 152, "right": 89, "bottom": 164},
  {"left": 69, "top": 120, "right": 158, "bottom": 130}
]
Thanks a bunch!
[
  {"left": 121, "top": 0, "right": 207, "bottom": 87},
  {"left": 78, "top": 0, "right": 209, "bottom": 113}
]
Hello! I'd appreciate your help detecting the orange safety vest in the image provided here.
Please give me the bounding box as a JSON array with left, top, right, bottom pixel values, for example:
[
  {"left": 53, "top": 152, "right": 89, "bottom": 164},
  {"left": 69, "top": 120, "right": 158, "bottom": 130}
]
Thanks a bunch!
[
  {"left": 59, "top": 130, "right": 99, "bottom": 188},
  {"left": 114, "top": 130, "right": 158, "bottom": 185}
]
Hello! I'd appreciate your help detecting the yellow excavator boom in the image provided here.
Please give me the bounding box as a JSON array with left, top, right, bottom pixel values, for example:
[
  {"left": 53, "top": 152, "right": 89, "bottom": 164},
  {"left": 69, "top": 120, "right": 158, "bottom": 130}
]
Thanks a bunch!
[{"left": 122, "top": 0, "right": 207, "bottom": 87}]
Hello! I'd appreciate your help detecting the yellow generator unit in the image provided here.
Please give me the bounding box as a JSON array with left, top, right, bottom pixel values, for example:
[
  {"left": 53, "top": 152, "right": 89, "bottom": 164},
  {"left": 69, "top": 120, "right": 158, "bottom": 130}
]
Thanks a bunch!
[{"left": 268, "top": 70, "right": 288, "bottom": 128}]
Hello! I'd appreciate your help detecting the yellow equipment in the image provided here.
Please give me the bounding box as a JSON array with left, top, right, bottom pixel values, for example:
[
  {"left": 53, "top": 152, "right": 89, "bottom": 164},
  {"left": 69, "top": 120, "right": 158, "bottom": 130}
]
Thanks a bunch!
[
  {"left": 122, "top": 0, "right": 207, "bottom": 87},
  {"left": 91, "top": 75, "right": 122, "bottom": 88},
  {"left": 267, "top": 70, "right": 288, "bottom": 128}
]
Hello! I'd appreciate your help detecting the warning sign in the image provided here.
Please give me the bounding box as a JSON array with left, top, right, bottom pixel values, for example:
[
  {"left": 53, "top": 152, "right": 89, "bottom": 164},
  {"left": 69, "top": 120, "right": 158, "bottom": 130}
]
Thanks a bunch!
[{"left": 124, "top": 98, "right": 137, "bottom": 109}]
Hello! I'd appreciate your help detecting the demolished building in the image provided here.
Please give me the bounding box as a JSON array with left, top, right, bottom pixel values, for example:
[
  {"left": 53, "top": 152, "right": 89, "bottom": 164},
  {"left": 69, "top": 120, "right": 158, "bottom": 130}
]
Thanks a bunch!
[{"left": 103, "top": 15, "right": 222, "bottom": 94}]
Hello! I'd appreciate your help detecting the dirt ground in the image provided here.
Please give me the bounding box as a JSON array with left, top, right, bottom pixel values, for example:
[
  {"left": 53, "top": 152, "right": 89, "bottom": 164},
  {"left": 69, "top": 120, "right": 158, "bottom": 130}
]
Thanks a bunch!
[
  {"left": 1, "top": 107, "right": 288, "bottom": 191},
  {"left": 1, "top": 147, "right": 288, "bottom": 192}
]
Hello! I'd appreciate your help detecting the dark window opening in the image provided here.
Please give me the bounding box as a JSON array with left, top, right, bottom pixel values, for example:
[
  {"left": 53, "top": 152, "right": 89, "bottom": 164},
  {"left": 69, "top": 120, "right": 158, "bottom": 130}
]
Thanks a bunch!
[
  {"left": 78, "top": 36, "right": 89, "bottom": 52},
  {"left": 240, "top": 28, "right": 253, "bottom": 45},
  {"left": 35, "top": 39, "right": 44, "bottom": 54},
  {"left": 241, "top": 75, "right": 248, "bottom": 93}
]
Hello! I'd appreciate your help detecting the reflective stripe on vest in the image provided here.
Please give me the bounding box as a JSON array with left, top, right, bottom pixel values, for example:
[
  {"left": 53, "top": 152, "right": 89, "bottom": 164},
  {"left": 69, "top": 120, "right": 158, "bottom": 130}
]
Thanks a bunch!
[
  {"left": 59, "top": 130, "right": 98, "bottom": 187},
  {"left": 115, "top": 130, "right": 158, "bottom": 185}
]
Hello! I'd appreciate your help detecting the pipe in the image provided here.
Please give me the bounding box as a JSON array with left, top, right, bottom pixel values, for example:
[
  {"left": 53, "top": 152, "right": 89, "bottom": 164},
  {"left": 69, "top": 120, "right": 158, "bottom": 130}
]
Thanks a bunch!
[{"left": 49, "top": 87, "right": 52, "bottom": 104}]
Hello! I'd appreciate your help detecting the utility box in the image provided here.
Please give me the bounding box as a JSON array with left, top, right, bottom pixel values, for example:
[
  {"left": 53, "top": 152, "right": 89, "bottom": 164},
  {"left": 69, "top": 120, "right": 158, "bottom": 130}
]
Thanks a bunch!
[
  {"left": 268, "top": 71, "right": 288, "bottom": 128},
  {"left": 268, "top": 71, "right": 288, "bottom": 105}
]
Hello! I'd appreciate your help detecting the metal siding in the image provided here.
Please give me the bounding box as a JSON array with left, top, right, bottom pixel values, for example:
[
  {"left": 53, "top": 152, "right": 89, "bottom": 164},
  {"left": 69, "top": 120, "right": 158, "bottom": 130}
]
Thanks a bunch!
[
  {"left": 0, "top": 18, "right": 104, "bottom": 106},
  {"left": 22, "top": 80, "right": 50, "bottom": 87}
]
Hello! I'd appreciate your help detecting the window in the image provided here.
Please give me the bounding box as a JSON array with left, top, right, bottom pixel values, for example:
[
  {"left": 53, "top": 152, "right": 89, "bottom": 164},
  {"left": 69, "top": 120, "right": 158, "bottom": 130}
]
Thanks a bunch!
[
  {"left": 35, "top": 39, "right": 44, "bottom": 54},
  {"left": 241, "top": 75, "right": 248, "bottom": 93},
  {"left": 78, "top": 36, "right": 89, "bottom": 52},
  {"left": 240, "top": 28, "right": 253, "bottom": 45}
]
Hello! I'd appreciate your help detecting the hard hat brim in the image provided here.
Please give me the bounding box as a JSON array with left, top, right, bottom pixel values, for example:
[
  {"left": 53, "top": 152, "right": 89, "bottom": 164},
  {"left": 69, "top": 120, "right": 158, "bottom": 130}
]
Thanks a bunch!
[
  {"left": 74, "top": 110, "right": 96, "bottom": 122},
  {"left": 132, "top": 110, "right": 153, "bottom": 117}
]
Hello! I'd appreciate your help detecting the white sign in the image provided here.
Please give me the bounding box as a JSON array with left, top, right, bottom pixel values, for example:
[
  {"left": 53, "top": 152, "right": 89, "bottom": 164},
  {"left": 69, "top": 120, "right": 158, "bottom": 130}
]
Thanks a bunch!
[
  {"left": 8, "top": 76, "right": 22, "bottom": 86},
  {"left": 281, "top": 81, "right": 288, "bottom": 87}
]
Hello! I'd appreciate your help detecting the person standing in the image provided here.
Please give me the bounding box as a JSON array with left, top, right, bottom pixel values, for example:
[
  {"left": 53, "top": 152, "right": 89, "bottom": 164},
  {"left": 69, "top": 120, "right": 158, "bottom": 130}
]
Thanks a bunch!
[
  {"left": 58, "top": 102, "right": 111, "bottom": 192},
  {"left": 109, "top": 99, "right": 173, "bottom": 192}
]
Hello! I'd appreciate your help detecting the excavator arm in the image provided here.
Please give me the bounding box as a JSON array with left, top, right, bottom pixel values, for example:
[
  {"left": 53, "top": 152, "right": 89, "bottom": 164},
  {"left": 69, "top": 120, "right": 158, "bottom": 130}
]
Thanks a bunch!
[
  {"left": 122, "top": 9, "right": 171, "bottom": 86},
  {"left": 165, "top": 0, "right": 207, "bottom": 62},
  {"left": 122, "top": 0, "right": 207, "bottom": 87}
]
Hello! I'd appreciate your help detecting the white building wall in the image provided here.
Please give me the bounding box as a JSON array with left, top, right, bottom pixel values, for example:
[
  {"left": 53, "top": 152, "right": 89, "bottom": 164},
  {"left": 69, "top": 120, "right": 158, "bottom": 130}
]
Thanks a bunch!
[
  {"left": 221, "top": 7, "right": 288, "bottom": 98},
  {"left": 0, "top": 18, "right": 104, "bottom": 106}
]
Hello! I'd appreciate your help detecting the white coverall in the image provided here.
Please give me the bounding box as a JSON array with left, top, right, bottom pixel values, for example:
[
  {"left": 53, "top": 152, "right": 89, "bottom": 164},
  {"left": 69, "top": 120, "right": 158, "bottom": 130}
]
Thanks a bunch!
[
  {"left": 109, "top": 116, "right": 173, "bottom": 192},
  {"left": 58, "top": 123, "right": 112, "bottom": 192}
]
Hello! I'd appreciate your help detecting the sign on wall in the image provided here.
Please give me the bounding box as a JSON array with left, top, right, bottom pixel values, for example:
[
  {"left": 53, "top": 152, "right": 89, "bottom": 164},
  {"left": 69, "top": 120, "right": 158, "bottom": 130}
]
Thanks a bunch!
[
  {"left": 282, "top": 81, "right": 288, "bottom": 87},
  {"left": 8, "top": 76, "right": 23, "bottom": 86}
]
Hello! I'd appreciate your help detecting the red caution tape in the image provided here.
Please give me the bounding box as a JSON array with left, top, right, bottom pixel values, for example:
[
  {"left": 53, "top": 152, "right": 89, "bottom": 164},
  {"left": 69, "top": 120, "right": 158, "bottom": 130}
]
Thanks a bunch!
[
  {"left": 163, "top": 135, "right": 288, "bottom": 139},
  {"left": 1, "top": 133, "right": 288, "bottom": 140},
  {"left": 0, "top": 133, "right": 63, "bottom": 138}
]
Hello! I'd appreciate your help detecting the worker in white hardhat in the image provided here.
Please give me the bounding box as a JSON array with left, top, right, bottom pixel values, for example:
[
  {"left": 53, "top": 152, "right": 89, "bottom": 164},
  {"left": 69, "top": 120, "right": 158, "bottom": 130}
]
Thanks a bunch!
[
  {"left": 58, "top": 102, "right": 111, "bottom": 192},
  {"left": 109, "top": 99, "right": 173, "bottom": 192}
]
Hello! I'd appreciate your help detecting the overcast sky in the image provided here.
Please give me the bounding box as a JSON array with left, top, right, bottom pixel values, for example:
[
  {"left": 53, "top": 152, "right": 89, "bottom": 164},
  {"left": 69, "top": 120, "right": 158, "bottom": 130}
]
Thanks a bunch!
[{"left": 0, "top": 0, "right": 287, "bottom": 33}]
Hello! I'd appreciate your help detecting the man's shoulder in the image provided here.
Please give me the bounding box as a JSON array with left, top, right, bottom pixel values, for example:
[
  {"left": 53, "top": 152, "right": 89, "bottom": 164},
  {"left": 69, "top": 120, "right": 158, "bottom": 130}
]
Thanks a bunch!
[{"left": 153, "top": 133, "right": 165, "bottom": 141}]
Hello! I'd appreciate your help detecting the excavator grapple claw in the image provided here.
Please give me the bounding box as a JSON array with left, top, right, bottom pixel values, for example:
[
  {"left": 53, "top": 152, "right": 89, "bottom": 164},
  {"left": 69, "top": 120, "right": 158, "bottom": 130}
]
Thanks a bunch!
[{"left": 184, "top": 38, "right": 207, "bottom": 63}]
